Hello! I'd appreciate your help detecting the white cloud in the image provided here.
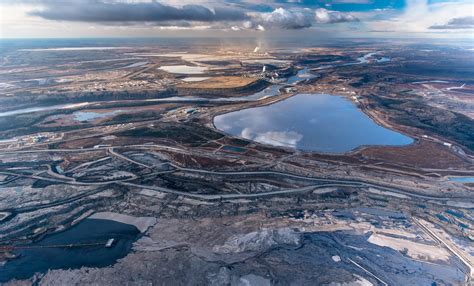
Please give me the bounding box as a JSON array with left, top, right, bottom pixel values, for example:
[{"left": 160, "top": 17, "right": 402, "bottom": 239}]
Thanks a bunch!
[
  {"left": 257, "top": 7, "right": 313, "bottom": 29},
  {"left": 430, "top": 16, "right": 474, "bottom": 30},
  {"left": 314, "top": 8, "right": 359, "bottom": 24},
  {"left": 240, "top": 128, "right": 303, "bottom": 148},
  {"left": 366, "top": 0, "right": 474, "bottom": 34},
  {"left": 254, "top": 131, "right": 303, "bottom": 147},
  {"left": 238, "top": 7, "right": 358, "bottom": 31},
  {"left": 1, "top": 0, "right": 472, "bottom": 38}
]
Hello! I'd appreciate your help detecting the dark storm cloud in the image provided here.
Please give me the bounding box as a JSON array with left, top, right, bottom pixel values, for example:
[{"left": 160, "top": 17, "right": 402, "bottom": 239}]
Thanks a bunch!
[
  {"left": 429, "top": 16, "right": 474, "bottom": 30},
  {"left": 28, "top": 1, "right": 249, "bottom": 23}
]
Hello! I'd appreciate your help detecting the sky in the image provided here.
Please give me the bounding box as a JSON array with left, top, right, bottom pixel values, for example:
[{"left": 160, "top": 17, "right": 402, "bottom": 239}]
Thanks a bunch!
[{"left": 0, "top": 0, "right": 473, "bottom": 38}]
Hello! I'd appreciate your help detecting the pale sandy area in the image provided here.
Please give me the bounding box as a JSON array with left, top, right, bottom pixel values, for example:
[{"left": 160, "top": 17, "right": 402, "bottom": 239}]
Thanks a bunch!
[
  {"left": 89, "top": 212, "right": 157, "bottom": 233},
  {"left": 368, "top": 233, "right": 450, "bottom": 262}
]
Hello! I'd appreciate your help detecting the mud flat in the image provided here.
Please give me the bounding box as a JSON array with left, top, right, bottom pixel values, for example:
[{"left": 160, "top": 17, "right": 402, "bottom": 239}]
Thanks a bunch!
[
  {"left": 178, "top": 77, "right": 270, "bottom": 98},
  {"left": 89, "top": 212, "right": 157, "bottom": 233},
  {"left": 178, "top": 76, "right": 257, "bottom": 89}
]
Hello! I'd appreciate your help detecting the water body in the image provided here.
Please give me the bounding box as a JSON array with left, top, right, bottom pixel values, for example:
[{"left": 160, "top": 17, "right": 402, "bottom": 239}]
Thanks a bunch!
[
  {"left": 181, "top": 77, "right": 210, "bottom": 82},
  {"left": 436, "top": 214, "right": 450, "bottom": 223},
  {"left": 344, "top": 52, "right": 391, "bottom": 66},
  {"left": 0, "top": 218, "right": 140, "bottom": 282},
  {"left": 357, "top": 52, "right": 377, "bottom": 64},
  {"left": 222, "top": 145, "right": 246, "bottom": 153},
  {"left": 287, "top": 67, "right": 316, "bottom": 84},
  {"left": 124, "top": 61, "right": 148, "bottom": 69},
  {"left": 214, "top": 94, "right": 413, "bottom": 153},
  {"left": 158, "top": 65, "right": 208, "bottom": 74},
  {"left": 448, "top": 177, "right": 474, "bottom": 183},
  {"left": 376, "top": 57, "right": 390, "bottom": 63},
  {"left": 0, "top": 102, "right": 89, "bottom": 118},
  {"left": 74, "top": 110, "right": 122, "bottom": 122},
  {"left": 315, "top": 53, "right": 390, "bottom": 71},
  {"left": 445, "top": 209, "right": 464, "bottom": 218},
  {"left": 230, "top": 84, "right": 282, "bottom": 101}
]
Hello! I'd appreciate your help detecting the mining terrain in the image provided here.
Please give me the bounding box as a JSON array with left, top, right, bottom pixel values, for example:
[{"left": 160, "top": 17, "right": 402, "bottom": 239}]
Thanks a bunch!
[{"left": 0, "top": 39, "right": 473, "bottom": 285}]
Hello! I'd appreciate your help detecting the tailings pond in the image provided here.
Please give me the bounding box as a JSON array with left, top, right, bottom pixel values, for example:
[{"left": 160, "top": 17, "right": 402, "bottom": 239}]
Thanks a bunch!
[
  {"left": 0, "top": 218, "right": 140, "bottom": 282},
  {"left": 214, "top": 94, "right": 413, "bottom": 153}
]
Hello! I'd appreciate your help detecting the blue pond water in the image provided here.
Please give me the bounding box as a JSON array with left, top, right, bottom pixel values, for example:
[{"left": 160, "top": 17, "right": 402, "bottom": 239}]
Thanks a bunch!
[
  {"left": 436, "top": 214, "right": 450, "bottom": 223},
  {"left": 214, "top": 94, "right": 413, "bottom": 153},
  {"left": 287, "top": 67, "right": 316, "bottom": 84},
  {"left": 448, "top": 177, "right": 474, "bottom": 183},
  {"left": 0, "top": 218, "right": 139, "bottom": 282},
  {"left": 222, "top": 145, "right": 246, "bottom": 153},
  {"left": 445, "top": 209, "right": 464, "bottom": 218},
  {"left": 74, "top": 110, "right": 122, "bottom": 121}
]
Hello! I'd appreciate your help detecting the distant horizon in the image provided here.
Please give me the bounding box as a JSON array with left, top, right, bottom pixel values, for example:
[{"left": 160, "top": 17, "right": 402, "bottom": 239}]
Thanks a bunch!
[
  {"left": 1, "top": 36, "right": 473, "bottom": 53},
  {"left": 1, "top": 36, "right": 473, "bottom": 43}
]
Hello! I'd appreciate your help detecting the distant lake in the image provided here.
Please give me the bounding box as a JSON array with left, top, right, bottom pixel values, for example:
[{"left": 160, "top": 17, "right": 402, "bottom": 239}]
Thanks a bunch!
[
  {"left": 214, "top": 94, "right": 413, "bottom": 153},
  {"left": 158, "top": 65, "right": 208, "bottom": 74},
  {"left": 74, "top": 110, "right": 122, "bottom": 121},
  {"left": 287, "top": 67, "right": 316, "bottom": 84},
  {"left": 181, "top": 77, "right": 210, "bottom": 82},
  {"left": 0, "top": 218, "right": 139, "bottom": 282}
]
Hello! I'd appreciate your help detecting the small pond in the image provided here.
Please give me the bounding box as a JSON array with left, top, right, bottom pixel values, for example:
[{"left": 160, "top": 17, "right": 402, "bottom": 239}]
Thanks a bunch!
[
  {"left": 448, "top": 177, "right": 474, "bottom": 183},
  {"left": 158, "top": 65, "right": 208, "bottom": 74}
]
